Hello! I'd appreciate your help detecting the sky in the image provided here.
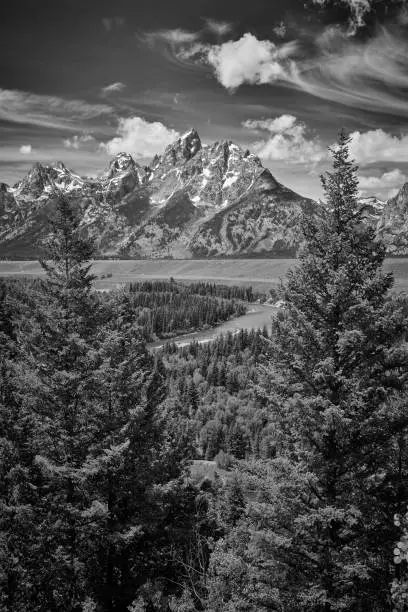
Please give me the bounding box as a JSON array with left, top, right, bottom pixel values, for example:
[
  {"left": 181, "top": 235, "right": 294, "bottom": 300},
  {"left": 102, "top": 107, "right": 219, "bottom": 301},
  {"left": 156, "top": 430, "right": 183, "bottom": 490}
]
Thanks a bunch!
[{"left": 1, "top": 0, "right": 408, "bottom": 200}]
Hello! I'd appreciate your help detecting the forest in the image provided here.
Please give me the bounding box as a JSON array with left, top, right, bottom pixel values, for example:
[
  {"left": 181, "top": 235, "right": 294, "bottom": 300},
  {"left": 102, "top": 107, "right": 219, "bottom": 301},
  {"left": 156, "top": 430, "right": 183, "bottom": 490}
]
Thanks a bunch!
[
  {"left": 2, "top": 132, "right": 408, "bottom": 611},
  {"left": 119, "top": 280, "right": 250, "bottom": 341}
]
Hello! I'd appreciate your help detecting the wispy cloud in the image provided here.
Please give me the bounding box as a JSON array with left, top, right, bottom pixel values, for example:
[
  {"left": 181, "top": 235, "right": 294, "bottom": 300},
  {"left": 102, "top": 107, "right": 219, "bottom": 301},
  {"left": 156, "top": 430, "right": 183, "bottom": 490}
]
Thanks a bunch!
[
  {"left": 273, "top": 22, "right": 287, "bottom": 38},
  {"left": 172, "top": 26, "right": 408, "bottom": 118},
  {"left": 243, "top": 114, "right": 327, "bottom": 165},
  {"left": 100, "top": 116, "right": 180, "bottom": 158},
  {"left": 143, "top": 28, "right": 200, "bottom": 46},
  {"left": 204, "top": 18, "right": 233, "bottom": 37},
  {"left": 139, "top": 28, "right": 206, "bottom": 71},
  {"left": 291, "top": 28, "right": 408, "bottom": 117},
  {"left": 311, "top": 0, "right": 371, "bottom": 34},
  {"left": 101, "top": 82, "right": 126, "bottom": 96},
  {"left": 0, "top": 89, "right": 113, "bottom": 131},
  {"left": 310, "top": 0, "right": 406, "bottom": 34},
  {"left": 102, "top": 16, "right": 125, "bottom": 32},
  {"left": 63, "top": 134, "right": 96, "bottom": 150},
  {"left": 19, "top": 144, "right": 33, "bottom": 155}
]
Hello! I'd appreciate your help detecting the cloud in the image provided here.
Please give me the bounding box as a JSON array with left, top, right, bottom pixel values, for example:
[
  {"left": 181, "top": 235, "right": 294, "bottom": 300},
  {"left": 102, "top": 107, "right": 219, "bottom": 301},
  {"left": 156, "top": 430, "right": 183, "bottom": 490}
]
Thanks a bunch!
[
  {"left": 245, "top": 115, "right": 299, "bottom": 134},
  {"left": 243, "top": 114, "right": 327, "bottom": 165},
  {"left": 290, "top": 28, "right": 408, "bottom": 117},
  {"left": 142, "top": 29, "right": 297, "bottom": 79},
  {"left": 172, "top": 42, "right": 209, "bottom": 65},
  {"left": 312, "top": 0, "right": 371, "bottom": 34},
  {"left": 359, "top": 168, "right": 407, "bottom": 191},
  {"left": 140, "top": 29, "right": 206, "bottom": 70},
  {"left": 349, "top": 129, "right": 408, "bottom": 164},
  {"left": 311, "top": 0, "right": 407, "bottom": 34},
  {"left": 204, "top": 19, "right": 233, "bottom": 36},
  {"left": 102, "top": 16, "right": 125, "bottom": 32},
  {"left": 100, "top": 117, "right": 180, "bottom": 158},
  {"left": 243, "top": 116, "right": 408, "bottom": 169},
  {"left": 19, "top": 144, "right": 32, "bottom": 155},
  {"left": 273, "top": 22, "right": 287, "bottom": 38},
  {"left": 170, "top": 26, "right": 408, "bottom": 120},
  {"left": 0, "top": 89, "right": 113, "bottom": 131},
  {"left": 144, "top": 28, "right": 200, "bottom": 46},
  {"left": 101, "top": 82, "right": 126, "bottom": 95},
  {"left": 207, "top": 33, "right": 298, "bottom": 90},
  {"left": 63, "top": 134, "right": 95, "bottom": 150}
]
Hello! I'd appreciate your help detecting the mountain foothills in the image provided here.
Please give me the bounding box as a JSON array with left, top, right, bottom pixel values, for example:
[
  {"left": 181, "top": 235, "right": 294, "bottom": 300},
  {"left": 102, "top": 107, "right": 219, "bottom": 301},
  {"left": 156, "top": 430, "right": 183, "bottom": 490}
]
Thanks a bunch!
[{"left": 1, "top": 129, "right": 316, "bottom": 258}]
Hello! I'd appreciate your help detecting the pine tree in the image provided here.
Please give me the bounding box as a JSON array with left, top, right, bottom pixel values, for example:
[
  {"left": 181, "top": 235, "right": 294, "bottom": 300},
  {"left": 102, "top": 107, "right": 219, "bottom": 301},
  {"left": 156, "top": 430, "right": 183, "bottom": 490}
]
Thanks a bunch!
[
  {"left": 12, "top": 196, "right": 102, "bottom": 610},
  {"left": 9, "top": 197, "right": 194, "bottom": 610},
  {"left": 0, "top": 279, "right": 37, "bottom": 610},
  {"left": 79, "top": 320, "right": 191, "bottom": 611},
  {"left": 209, "top": 131, "right": 408, "bottom": 611},
  {"left": 223, "top": 475, "right": 245, "bottom": 527}
]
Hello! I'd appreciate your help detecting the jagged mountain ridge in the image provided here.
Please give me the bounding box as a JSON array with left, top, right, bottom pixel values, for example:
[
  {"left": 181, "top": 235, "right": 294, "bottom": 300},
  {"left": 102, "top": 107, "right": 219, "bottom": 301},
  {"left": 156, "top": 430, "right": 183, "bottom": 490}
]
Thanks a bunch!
[
  {"left": 1, "top": 128, "right": 405, "bottom": 258},
  {"left": 0, "top": 129, "right": 318, "bottom": 258}
]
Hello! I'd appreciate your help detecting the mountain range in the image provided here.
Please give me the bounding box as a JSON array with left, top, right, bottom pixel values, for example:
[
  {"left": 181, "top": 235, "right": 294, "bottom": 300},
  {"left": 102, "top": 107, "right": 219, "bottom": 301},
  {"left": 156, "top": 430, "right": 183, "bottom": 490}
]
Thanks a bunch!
[{"left": 0, "top": 128, "right": 406, "bottom": 258}]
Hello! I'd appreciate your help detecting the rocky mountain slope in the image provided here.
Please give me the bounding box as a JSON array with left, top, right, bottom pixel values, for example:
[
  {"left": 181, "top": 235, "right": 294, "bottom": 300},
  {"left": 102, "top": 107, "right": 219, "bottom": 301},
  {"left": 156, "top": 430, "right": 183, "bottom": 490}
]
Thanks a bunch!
[
  {"left": 0, "top": 128, "right": 406, "bottom": 258},
  {"left": 377, "top": 184, "right": 408, "bottom": 254},
  {"left": 0, "top": 129, "right": 319, "bottom": 258}
]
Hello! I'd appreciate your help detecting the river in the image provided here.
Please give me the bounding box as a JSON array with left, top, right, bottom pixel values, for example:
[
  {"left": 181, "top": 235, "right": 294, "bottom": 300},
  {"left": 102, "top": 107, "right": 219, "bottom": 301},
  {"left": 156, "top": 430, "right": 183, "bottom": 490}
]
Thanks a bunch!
[{"left": 148, "top": 303, "right": 277, "bottom": 350}]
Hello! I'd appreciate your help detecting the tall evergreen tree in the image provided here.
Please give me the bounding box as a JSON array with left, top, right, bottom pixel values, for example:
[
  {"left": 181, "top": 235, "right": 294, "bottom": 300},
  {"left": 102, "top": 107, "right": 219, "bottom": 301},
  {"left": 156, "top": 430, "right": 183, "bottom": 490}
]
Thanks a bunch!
[
  {"left": 0, "top": 279, "right": 37, "bottom": 611},
  {"left": 7, "top": 197, "right": 195, "bottom": 610},
  {"left": 208, "top": 131, "right": 408, "bottom": 611},
  {"left": 80, "top": 320, "right": 192, "bottom": 611},
  {"left": 11, "top": 196, "right": 102, "bottom": 610}
]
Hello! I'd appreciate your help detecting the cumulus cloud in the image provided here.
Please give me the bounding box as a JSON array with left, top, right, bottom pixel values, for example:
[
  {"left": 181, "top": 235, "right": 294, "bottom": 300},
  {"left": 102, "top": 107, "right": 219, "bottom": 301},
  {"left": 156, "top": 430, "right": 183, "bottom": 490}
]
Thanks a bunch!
[
  {"left": 243, "top": 114, "right": 327, "bottom": 165},
  {"left": 19, "top": 144, "right": 32, "bottom": 154},
  {"left": 142, "top": 29, "right": 298, "bottom": 82},
  {"left": 101, "top": 82, "right": 126, "bottom": 95},
  {"left": 243, "top": 116, "right": 408, "bottom": 169},
  {"left": 359, "top": 168, "right": 407, "bottom": 191},
  {"left": 349, "top": 129, "right": 408, "bottom": 164},
  {"left": 100, "top": 117, "right": 180, "bottom": 158},
  {"left": 204, "top": 19, "right": 233, "bottom": 36},
  {"left": 207, "top": 33, "right": 298, "bottom": 90},
  {"left": 0, "top": 89, "right": 113, "bottom": 131}
]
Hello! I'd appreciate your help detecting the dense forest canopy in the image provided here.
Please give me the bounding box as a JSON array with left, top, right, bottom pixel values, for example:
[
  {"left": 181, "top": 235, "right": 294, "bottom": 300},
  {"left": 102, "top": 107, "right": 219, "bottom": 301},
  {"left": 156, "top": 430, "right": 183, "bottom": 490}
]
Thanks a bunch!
[{"left": 1, "top": 132, "right": 408, "bottom": 611}]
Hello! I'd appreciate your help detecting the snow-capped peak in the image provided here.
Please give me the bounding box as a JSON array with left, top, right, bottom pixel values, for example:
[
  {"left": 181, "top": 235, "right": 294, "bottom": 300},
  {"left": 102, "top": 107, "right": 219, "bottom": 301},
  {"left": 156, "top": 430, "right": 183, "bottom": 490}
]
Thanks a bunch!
[
  {"left": 104, "top": 153, "right": 136, "bottom": 179},
  {"left": 54, "top": 161, "right": 69, "bottom": 173}
]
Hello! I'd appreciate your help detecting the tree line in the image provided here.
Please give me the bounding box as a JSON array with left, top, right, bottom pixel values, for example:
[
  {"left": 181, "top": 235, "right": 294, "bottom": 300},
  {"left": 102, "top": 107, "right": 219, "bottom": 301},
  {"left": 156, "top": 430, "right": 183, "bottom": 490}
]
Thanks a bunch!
[
  {"left": 112, "top": 289, "right": 246, "bottom": 341},
  {"left": 128, "top": 280, "right": 257, "bottom": 303}
]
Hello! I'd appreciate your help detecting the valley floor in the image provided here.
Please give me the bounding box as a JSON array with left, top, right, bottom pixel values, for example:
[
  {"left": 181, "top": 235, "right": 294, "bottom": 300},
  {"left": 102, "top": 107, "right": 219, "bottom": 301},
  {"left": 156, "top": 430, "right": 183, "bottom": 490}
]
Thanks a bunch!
[{"left": 2, "top": 258, "right": 408, "bottom": 292}]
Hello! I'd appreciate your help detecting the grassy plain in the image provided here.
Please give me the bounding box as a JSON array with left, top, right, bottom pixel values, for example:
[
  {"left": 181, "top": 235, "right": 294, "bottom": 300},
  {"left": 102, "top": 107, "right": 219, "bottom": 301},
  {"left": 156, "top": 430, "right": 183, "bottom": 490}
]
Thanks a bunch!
[{"left": 1, "top": 258, "right": 408, "bottom": 293}]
